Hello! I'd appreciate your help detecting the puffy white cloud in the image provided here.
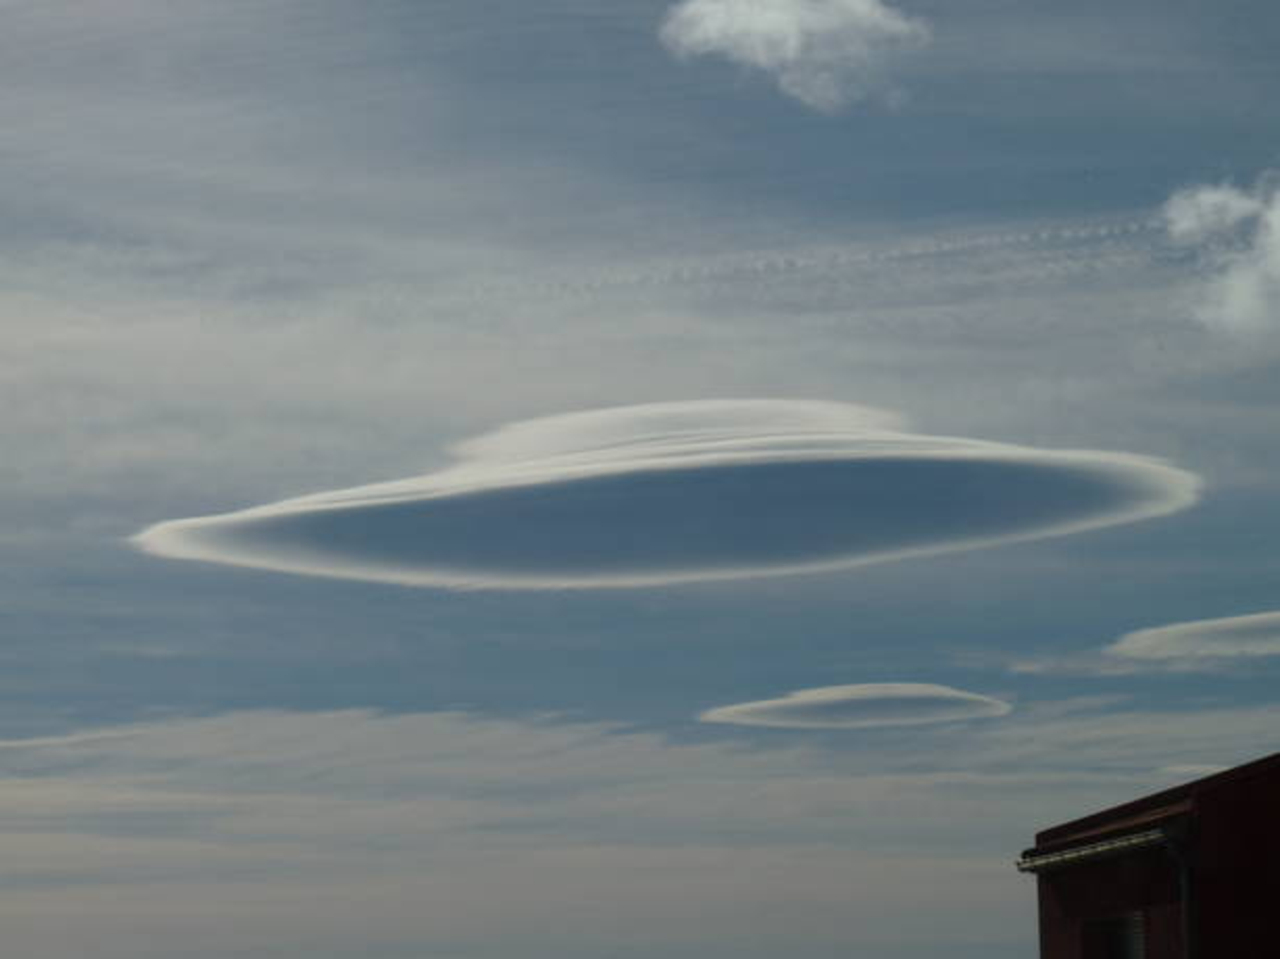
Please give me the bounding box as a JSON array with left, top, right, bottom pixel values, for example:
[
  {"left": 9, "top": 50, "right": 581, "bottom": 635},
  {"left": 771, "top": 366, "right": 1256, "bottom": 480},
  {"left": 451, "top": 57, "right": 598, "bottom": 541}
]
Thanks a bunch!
[
  {"left": 133, "top": 399, "right": 1199, "bottom": 589},
  {"left": 659, "top": 0, "right": 930, "bottom": 112},
  {"left": 1107, "top": 610, "right": 1280, "bottom": 663},
  {"left": 700, "top": 683, "right": 1012, "bottom": 729},
  {"left": 1164, "top": 185, "right": 1266, "bottom": 242},
  {"left": 1164, "top": 175, "right": 1280, "bottom": 333}
]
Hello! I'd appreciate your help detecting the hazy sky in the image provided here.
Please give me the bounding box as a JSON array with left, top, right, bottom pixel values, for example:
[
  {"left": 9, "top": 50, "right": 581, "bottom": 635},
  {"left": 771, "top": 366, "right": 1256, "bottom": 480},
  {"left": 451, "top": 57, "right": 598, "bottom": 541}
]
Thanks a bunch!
[{"left": 5, "top": 2, "right": 1280, "bottom": 957}]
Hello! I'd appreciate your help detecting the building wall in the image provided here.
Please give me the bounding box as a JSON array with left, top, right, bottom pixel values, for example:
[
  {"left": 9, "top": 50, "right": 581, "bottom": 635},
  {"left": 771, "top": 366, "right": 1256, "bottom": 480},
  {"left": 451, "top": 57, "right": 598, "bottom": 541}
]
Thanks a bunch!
[
  {"left": 1036, "top": 845, "right": 1183, "bottom": 959},
  {"left": 1191, "top": 765, "right": 1280, "bottom": 957}
]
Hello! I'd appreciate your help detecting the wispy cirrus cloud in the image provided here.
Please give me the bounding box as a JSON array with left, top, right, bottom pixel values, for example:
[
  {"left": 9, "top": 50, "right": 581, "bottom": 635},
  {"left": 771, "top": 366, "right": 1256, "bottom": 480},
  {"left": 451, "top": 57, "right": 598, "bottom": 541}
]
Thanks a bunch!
[
  {"left": 700, "top": 683, "right": 1012, "bottom": 729},
  {"left": 133, "top": 399, "right": 1199, "bottom": 589},
  {"left": 1164, "top": 174, "right": 1280, "bottom": 333},
  {"left": 659, "top": 0, "right": 930, "bottom": 112}
]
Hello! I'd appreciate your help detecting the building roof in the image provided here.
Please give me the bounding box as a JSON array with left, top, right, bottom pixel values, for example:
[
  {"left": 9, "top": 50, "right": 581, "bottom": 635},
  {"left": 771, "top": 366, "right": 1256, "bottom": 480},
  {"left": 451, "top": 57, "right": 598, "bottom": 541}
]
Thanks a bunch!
[{"left": 1019, "top": 751, "right": 1280, "bottom": 866}]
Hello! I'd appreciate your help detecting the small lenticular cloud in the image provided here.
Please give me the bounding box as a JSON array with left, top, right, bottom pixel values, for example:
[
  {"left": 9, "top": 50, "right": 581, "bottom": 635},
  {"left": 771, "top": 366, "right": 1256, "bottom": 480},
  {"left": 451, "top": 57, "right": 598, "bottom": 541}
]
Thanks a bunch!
[
  {"left": 700, "top": 683, "right": 1012, "bottom": 729},
  {"left": 133, "top": 399, "right": 1199, "bottom": 590},
  {"left": 1107, "top": 611, "right": 1280, "bottom": 663},
  {"left": 659, "top": 0, "right": 930, "bottom": 112},
  {"left": 1163, "top": 174, "right": 1280, "bottom": 333}
]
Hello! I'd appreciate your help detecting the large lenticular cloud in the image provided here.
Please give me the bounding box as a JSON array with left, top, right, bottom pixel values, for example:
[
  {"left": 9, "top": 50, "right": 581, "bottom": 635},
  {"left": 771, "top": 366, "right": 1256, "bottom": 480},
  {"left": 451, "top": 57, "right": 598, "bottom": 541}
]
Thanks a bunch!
[
  {"left": 133, "top": 400, "right": 1199, "bottom": 589},
  {"left": 700, "top": 683, "right": 1012, "bottom": 729}
]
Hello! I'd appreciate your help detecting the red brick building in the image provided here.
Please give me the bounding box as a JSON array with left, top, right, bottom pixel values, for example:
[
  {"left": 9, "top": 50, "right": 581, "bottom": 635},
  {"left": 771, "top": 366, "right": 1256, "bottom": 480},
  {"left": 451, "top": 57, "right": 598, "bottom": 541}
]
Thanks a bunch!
[{"left": 1016, "top": 751, "right": 1280, "bottom": 958}]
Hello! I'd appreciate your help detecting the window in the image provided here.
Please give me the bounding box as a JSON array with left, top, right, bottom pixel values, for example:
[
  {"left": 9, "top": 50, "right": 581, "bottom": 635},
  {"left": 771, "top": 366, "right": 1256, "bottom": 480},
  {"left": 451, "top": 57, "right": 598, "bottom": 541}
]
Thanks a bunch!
[{"left": 1083, "top": 911, "right": 1146, "bottom": 959}]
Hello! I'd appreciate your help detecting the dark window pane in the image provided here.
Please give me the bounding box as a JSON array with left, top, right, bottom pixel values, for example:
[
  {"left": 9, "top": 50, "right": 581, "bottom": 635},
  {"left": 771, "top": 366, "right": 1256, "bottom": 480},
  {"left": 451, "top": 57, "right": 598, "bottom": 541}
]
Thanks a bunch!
[{"left": 1084, "top": 912, "right": 1145, "bottom": 959}]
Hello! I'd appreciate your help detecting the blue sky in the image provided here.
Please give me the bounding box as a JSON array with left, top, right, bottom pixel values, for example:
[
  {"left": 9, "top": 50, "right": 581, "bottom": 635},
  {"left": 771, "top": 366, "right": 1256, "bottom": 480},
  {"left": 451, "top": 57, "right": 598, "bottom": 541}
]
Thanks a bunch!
[{"left": 5, "top": 1, "right": 1280, "bottom": 956}]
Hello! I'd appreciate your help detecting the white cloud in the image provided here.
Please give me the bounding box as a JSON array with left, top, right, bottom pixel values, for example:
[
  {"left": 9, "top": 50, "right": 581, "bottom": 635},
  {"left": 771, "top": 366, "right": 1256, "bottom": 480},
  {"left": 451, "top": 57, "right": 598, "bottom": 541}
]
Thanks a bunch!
[
  {"left": 1012, "top": 610, "right": 1280, "bottom": 676},
  {"left": 659, "top": 0, "right": 930, "bottom": 112},
  {"left": 1164, "top": 175, "right": 1280, "bottom": 333},
  {"left": 1007, "top": 654, "right": 1146, "bottom": 678},
  {"left": 700, "top": 682, "right": 1012, "bottom": 729},
  {"left": 133, "top": 399, "right": 1199, "bottom": 589},
  {"left": 1, "top": 700, "right": 1277, "bottom": 958},
  {"left": 1164, "top": 185, "right": 1266, "bottom": 242},
  {"left": 1107, "top": 610, "right": 1280, "bottom": 663}
]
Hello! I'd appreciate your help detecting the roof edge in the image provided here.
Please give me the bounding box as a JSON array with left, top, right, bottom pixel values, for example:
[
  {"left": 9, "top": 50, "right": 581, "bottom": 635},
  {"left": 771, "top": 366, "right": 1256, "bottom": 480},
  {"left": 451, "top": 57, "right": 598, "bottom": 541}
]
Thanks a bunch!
[
  {"left": 1035, "top": 751, "right": 1280, "bottom": 846},
  {"left": 1017, "top": 827, "right": 1169, "bottom": 874}
]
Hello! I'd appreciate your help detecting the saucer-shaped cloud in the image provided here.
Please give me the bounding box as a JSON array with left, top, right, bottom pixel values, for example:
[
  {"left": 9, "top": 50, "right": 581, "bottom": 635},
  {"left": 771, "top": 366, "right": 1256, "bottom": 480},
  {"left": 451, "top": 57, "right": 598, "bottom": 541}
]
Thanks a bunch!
[
  {"left": 1108, "top": 611, "right": 1280, "bottom": 663},
  {"left": 700, "top": 683, "right": 1012, "bottom": 729},
  {"left": 134, "top": 399, "right": 1199, "bottom": 589}
]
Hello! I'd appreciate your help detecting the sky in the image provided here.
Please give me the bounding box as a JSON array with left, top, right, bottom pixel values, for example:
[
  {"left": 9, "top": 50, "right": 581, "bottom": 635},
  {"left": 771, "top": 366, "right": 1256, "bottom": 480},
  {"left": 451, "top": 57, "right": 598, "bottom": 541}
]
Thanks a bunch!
[{"left": 4, "top": 1, "right": 1280, "bottom": 956}]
